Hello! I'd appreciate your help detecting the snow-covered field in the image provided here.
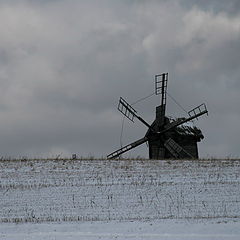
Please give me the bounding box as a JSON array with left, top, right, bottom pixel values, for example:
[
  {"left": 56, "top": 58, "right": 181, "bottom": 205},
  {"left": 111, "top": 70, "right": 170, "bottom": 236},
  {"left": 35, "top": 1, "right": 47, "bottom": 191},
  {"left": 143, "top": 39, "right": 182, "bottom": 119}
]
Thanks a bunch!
[
  {"left": 1, "top": 220, "right": 240, "bottom": 240},
  {"left": 0, "top": 159, "right": 240, "bottom": 239}
]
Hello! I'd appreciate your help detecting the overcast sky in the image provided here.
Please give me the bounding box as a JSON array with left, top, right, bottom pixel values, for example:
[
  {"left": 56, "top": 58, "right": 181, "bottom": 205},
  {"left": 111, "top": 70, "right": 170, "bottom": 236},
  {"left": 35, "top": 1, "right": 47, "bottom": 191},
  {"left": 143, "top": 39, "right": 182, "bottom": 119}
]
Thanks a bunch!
[{"left": 0, "top": 0, "right": 240, "bottom": 159}]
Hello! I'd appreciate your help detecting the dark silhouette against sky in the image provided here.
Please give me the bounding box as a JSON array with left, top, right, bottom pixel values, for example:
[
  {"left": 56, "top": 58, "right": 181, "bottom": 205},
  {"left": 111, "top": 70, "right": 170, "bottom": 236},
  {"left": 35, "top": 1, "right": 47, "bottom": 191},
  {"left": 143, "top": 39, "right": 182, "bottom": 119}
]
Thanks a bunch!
[{"left": 0, "top": 0, "right": 240, "bottom": 158}]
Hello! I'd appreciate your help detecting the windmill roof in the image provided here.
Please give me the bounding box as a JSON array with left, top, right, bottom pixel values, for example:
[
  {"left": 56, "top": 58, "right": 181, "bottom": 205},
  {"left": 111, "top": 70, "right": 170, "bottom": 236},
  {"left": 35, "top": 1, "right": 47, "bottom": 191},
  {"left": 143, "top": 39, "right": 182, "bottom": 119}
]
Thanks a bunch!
[{"left": 175, "top": 121, "right": 202, "bottom": 136}]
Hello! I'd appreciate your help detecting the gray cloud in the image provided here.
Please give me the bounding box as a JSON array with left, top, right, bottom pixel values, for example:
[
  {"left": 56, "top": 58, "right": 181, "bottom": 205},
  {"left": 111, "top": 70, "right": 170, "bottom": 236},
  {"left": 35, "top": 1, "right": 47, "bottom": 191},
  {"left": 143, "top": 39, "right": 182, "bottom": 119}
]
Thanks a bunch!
[
  {"left": 0, "top": 0, "right": 239, "bottom": 158},
  {"left": 181, "top": 0, "right": 240, "bottom": 15}
]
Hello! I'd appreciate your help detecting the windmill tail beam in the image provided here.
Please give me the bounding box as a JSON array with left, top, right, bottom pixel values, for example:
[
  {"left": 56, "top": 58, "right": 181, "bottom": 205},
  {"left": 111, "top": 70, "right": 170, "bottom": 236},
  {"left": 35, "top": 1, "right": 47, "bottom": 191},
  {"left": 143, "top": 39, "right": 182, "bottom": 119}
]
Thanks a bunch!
[{"left": 107, "top": 137, "right": 148, "bottom": 159}]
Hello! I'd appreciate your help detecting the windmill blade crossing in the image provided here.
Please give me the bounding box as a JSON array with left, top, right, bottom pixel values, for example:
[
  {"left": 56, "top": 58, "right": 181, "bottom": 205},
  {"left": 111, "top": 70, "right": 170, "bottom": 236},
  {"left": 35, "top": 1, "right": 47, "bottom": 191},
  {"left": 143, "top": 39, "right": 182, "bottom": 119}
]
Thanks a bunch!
[{"left": 107, "top": 137, "right": 148, "bottom": 159}]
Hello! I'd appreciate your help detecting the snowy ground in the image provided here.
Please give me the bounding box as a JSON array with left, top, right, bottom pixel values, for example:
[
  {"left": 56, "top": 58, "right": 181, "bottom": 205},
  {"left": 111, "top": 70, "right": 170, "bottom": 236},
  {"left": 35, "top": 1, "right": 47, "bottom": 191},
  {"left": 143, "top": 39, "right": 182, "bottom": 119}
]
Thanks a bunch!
[
  {"left": 0, "top": 159, "right": 240, "bottom": 239},
  {"left": 1, "top": 220, "right": 240, "bottom": 240}
]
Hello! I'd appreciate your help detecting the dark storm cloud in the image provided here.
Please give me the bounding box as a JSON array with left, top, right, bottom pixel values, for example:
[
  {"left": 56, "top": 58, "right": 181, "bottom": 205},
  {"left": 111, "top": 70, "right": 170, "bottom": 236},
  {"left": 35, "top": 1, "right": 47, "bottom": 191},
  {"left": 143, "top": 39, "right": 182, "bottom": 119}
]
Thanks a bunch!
[
  {"left": 0, "top": 0, "right": 239, "bottom": 158},
  {"left": 181, "top": 0, "right": 240, "bottom": 15}
]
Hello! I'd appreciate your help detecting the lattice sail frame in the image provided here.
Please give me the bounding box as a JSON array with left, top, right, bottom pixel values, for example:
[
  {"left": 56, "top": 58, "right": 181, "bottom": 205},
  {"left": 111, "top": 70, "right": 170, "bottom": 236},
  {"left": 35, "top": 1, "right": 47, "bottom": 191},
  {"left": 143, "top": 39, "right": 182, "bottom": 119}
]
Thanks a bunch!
[
  {"left": 188, "top": 103, "right": 208, "bottom": 120},
  {"left": 155, "top": 73, "right": 168, "bottom": 106},
  {"left": 118, "top": 97, "right": 137, "bottom": 122}
]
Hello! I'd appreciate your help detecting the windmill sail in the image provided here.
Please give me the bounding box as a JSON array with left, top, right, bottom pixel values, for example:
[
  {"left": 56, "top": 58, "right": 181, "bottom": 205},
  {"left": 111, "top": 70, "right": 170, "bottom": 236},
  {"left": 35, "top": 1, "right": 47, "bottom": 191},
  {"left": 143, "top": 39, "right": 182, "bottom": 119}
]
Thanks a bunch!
[
  {"left": 107, "top": 137, "right": 148, "bottom": 159},
  {"left": 118, "top": 97, "right": 137, "bottom": 122},
  {"left": 162, "top": 104, "right": 208, "bottom": 134},
  {"left": 118, "top": 97, "right": 153, "bottom": 130},
  {"left": 188, "top": 103, "right": 208, "bottom": 120},
  {"left": 155, "top": 73, "right": 168, "bottom": 125},
  {"left": 164, "top": 138, "right": 194, "bottom": 159}
]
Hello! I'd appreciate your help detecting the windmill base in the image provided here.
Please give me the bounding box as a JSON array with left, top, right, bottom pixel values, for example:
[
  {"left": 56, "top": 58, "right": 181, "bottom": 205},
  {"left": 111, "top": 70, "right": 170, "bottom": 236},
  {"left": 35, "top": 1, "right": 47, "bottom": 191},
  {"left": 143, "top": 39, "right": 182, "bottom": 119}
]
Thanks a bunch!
[{"left": 149, "top": 142, "right": 199, "bottom": 160}]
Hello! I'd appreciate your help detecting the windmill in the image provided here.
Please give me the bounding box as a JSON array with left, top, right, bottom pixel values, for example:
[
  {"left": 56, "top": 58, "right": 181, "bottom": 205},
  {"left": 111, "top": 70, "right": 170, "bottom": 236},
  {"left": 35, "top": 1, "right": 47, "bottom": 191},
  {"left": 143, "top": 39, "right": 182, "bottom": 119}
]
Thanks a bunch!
[{"left": 107, "top": 73, "right": 208, "bottom": 159}]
